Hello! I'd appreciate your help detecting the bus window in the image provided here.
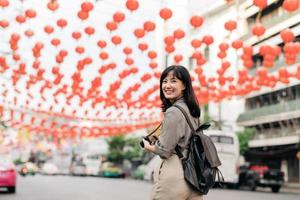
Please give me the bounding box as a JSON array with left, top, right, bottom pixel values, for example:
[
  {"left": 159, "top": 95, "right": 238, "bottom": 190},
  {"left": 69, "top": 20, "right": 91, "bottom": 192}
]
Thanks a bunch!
[
  {"left": 209, "top": 135, "right": 234, "bottom": 144},
  {"left": 219, "top": 136, "right": 234, "bottom": 144},
  {"left": 210, "top": 136, "right": 219, "bottom": 143}
]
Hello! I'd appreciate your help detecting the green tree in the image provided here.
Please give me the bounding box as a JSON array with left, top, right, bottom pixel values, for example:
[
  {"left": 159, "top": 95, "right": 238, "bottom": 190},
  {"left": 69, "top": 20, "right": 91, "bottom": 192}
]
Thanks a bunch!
[
  {"left": 237, "top": 127, "right": 255, "bottom": 155},
  {"left": 123, "top": 137, "right": 144, "bottom": 160},
  {"left": 106, "top": 135, "right": 146, "bottom": 164},
  {"left": 106, "top": 135, "right": 126, "bottom": 164},
  {"left": 203, "top": 104, "right": 210, "bottom": 122}
]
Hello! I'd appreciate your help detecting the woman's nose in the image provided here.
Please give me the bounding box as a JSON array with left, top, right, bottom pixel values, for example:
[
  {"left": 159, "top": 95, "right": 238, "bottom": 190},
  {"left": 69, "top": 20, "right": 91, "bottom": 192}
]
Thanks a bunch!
[{"left": 164, "top": 82, "right": 171, "bottom": 88}]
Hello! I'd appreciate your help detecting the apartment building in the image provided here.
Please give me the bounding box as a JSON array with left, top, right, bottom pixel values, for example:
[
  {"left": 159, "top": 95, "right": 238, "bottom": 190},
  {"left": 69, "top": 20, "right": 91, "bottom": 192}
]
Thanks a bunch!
[{"left": 236, "top": 0, "right": 300, "bottom": 182}]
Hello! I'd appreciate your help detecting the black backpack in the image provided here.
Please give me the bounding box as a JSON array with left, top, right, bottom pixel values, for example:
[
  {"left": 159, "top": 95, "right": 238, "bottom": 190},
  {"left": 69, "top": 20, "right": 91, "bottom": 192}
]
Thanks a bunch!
[{"left": 174, "top": 105, "right": 224, "bottom": 195}]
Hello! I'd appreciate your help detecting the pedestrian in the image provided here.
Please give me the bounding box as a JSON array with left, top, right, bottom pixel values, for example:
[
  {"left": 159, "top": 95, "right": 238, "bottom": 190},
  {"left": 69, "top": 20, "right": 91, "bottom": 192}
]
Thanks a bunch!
[{"left": 143, "top": 65, "right": 202, "bottom": 200}]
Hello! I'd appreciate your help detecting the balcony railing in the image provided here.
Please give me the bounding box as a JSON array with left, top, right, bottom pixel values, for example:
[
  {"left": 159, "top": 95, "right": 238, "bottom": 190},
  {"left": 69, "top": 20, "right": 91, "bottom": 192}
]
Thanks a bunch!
[
  {"left": 248, "top": 55, "right": 300, "bottom": 76},
  {"left": 252, "top": 125, "right": 300, "bottom": 140},
  {"left": 241, "top": 7, "right": 300, "bottom": 41},
  {"left": 237, "top": 98, "right": 300, "bottom": 123}
]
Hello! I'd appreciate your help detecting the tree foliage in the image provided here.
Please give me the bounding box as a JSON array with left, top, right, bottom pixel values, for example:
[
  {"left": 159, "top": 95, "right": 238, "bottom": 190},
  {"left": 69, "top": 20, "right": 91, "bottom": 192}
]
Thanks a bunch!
[
  {"left": 237, "top": 127, "right": 255, "bottom": 155},
  {"left": 106, "top": 135, "right": 146, "bottom": 164}
]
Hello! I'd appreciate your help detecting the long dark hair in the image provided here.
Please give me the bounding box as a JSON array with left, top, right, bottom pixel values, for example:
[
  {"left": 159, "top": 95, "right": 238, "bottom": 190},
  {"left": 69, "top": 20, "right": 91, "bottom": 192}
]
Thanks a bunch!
[{"left": 160, "top": 65, "right": 200, "bottom": 118}]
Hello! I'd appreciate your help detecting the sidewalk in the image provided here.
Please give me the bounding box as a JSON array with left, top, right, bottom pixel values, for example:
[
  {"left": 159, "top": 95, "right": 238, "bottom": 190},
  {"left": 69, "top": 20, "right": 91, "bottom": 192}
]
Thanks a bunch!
[{"left": 281, "top": 182, "right": 300, "bottom": 194}]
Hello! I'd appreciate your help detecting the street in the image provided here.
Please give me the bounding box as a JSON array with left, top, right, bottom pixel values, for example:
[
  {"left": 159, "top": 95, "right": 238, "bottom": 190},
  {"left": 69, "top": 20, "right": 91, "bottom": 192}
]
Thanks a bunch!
[{"left": 0, "top": 175, "right": 298, "bottom": 200}]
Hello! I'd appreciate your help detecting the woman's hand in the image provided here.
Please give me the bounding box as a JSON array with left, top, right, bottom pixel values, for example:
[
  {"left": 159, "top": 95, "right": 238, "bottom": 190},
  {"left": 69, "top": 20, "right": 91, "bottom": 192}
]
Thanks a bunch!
[{"left": 143, "top": 139, "right": 156, "bottom": 152}]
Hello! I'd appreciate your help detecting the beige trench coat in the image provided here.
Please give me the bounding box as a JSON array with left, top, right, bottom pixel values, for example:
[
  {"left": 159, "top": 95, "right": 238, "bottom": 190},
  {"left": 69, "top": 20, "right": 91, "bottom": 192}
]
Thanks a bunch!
[{"left": 150, "top": 98, "right": 202, "bottom": 200}]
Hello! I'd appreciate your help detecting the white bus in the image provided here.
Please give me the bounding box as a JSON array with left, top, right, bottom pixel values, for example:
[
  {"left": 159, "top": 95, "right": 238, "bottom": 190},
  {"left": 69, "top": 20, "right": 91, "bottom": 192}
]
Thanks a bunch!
[{"left": 205, "top": 130, "right": 240, "bottom": 187}]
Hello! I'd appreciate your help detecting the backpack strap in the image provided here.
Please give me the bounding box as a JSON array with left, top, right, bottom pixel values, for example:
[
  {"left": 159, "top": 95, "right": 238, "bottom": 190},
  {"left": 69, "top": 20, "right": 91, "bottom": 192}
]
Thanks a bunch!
[
  {"left": 173, "top": 105, "right": 196, "bottom": 133},
  {"left": 173, "top": 105, "right": 196, "bottom": 159}
]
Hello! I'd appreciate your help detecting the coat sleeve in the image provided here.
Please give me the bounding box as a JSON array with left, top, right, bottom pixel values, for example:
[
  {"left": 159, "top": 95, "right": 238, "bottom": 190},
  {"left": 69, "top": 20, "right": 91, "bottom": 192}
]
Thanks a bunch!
[{"left": 153, "top": 107, "right": 186, "bottom": 159}]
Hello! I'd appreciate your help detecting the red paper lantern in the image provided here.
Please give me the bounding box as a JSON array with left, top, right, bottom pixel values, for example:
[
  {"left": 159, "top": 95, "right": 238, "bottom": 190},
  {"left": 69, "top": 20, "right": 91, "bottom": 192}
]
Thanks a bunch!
[
  {"left": 219, "top": 43, "right": 229, "bottom": 51},
  {"left": 44, "top": 25, "right": 54, "bottom": 34},
  {"left": 113, "top": 12, "right": 125, "bottom": 23},
  {"left": 173, "top": 29, "right": 185, "bottom": 39},
  {"left": 25, "top": 9, "right": 37, "bottom": 18},
  {"left": 165, "top": 45, "right": 175, "bottom": 53},
  {"left": 16, "top": 15, "right": 26, "bottom": 24},
  {"left": 192, "top": 52, "right": 202, "bottom": 60},
  {"left": 99, "top": 52, "right": 109, "bottom": 60},
  {"left": 202, "top": 35, "right": 214, "bottom": 45},
  {"left": 59, "top": 50, "right": 68, "bottom": 57},
  {"left": 85, "top": 26, "right": 95, "bottom": 36},
  {"left": 282, "top": 0, "right": 299, "bottom": 12},
  {"left": 51, "top": 38, "right": 61, "bottom": 47},
  {"left": 47, "top": 0, "right": 59, "bottom": 12},
  {"left": 190, "top": 15, "right": 204, "bottom": 28},
  {"left": 164, "top": 36, "right": 175, "bottom": 45},
  {"left": 222, "top": 61, "right": 231, "bottom": 69},
  {"left": 149, "top": 62, "right": 158, "bottom": 69},
  {"left": 57, "top": 18, "right": 67, "bottom": 28},
  {"left": 244, "top": 60, "right": 254, "bottom": 68},
  {"left": 111, "top": 35, "right": 122, "bottom": 45},
  {"left": 25, "top": 30, "right": 34, "bottom": 38},
  {"left": 224, "top": 20, "right": 237, "bottom": 31},
  {"left": 159, "top": 8, "right": 172, "bottom": 20},
  {"left": 243, "top": 46, "right": 253, "bottom": 55},
  {"left": 232, "top": 39, "right": 243, "bottom": 49},
  {"left": 0, "top": 0, "right": 9, "bottom": 8},
  {"left": 147, "top": 51, "right": 157, "bottom": 59},
  {"left": 81, "top": 1, "right": 94, "bottom": 12},
  {"left": 134, "top": 28, "right": 145, "bottom": 38},
  {"left": 191, "top": 39, "right": 201, "bottom": 48},
  {"left": 125, "top": 57, "right": 134, "bottom": 65},
  {"left": 106, "top": 21, "right": 118, "bottom": 32},
  {"left": 217, "top": 52, "right": 227, "bottom": 59},
  {"left": 174, "top": 54, "right": 183, "bottom": 63},
  {"left": 126, "top": 0, "right": 139, "bottom": 12},
  {"left": 0, "top": 20, "right": 9, "bottom": 28},
  {"left": 75, "top": 46, "right": 85, "bottom": 54},
  {"left": 72, "top": 31, "right": 81, "bottom": 40},
  {"left": 143, "top": 21, "right": 155, "bottom": 32},
  {"left": 123, "top": 47, "right": 132, "bottom": 55},
  {"left": 12, "top": 53, "right": 20, "bottom": 61},
  {"left": 97, "top": 40, "right": 107, "bottom": 48},
  {"left": 259, "top": 45, "right": 270, "bottom": 55},
  {"left": 252, "top": 22, "right": 266, "bottom": 37},
  {"left": 84, "top": 57, "right": 93, "bottom": 65},
  {"left": 253, "top": 0, "right": 268, "bottom": 10},
  {"left": 138, "top": 43, "right": 148, "bottom": 51},
  {"left": 78, "top": 11, "right": 89, "bottom": 20},
  {"left": 280, "top": 29, "right": 294, "bottom": 43}
]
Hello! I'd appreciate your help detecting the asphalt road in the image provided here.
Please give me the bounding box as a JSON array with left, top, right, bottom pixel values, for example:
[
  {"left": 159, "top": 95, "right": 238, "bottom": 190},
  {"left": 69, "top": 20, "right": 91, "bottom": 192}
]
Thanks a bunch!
[{"left": 0, "top": 175, "right": 299, "bottom": 200}]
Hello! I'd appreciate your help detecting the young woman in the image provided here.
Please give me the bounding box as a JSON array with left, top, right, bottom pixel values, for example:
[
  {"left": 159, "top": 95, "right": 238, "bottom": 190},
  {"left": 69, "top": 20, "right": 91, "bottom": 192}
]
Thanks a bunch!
[{"left": 143, "top": 65, "right": 202, "bottom": 200}]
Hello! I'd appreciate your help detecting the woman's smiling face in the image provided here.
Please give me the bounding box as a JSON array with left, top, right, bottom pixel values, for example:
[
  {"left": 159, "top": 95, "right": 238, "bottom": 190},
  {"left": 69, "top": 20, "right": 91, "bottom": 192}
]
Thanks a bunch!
[{"left": 162, "top": 71, "right": 185, "bottom": 103}]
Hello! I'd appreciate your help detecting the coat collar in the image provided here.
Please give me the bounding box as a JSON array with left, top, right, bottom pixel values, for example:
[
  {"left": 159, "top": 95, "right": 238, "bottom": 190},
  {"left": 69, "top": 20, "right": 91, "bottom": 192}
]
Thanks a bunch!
[{"left": 172, "top": 96, "right": 185, "bottom": 105}]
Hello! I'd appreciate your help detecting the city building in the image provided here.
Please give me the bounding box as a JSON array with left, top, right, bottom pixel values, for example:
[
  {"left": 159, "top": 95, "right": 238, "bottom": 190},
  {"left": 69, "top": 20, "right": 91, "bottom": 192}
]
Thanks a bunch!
[
  {"left": 174, "top": 0, "right": 300, "bottom": 183},
  {"left": 236, "top": 0, "right": 300, "bottom": 183}
]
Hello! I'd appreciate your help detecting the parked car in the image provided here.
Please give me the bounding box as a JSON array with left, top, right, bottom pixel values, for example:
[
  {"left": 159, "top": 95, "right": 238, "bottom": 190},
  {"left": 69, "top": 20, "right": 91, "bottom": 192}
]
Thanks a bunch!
[
  {"left": 238, "top": 164, "right": 284, "bottom": 193},
  {"left": 70, "top": 162, "right": 87, "bottom": 176},
  {"left": 18, "top": 162, "right": 38, "bottom": 176},
  {"left": 41, "top": 162, "right": 59, "bottom": 175},
  {"left": 0, "top": 154, "right": 17, "bottom": 193},
  {"left": 83, "top": 153, "right": 102, "bottom": 176},
  {"left": 99, "top": 162, "right": 125, "bottom": 178}
]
